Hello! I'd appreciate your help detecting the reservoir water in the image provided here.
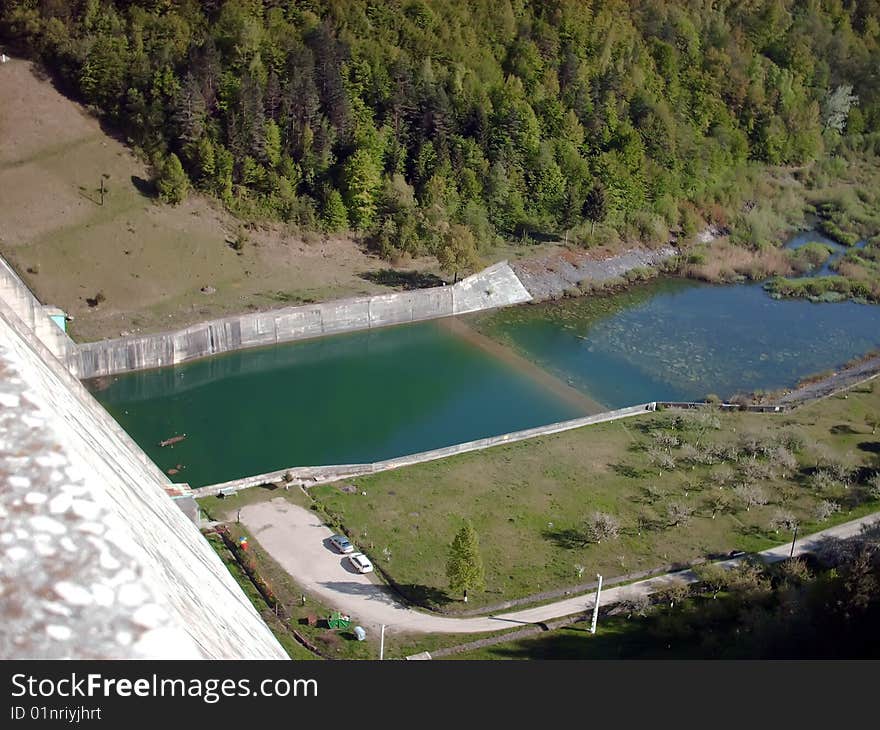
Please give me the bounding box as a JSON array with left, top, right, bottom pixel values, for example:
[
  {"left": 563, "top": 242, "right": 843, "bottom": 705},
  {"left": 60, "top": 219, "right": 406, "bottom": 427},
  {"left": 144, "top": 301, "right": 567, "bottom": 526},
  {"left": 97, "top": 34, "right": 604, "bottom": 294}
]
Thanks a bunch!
[
  {"left": 474, "top": 277, "right": 880, "bottom": 408},
  {"left": 90, "top": 320, "right": 588, "bottom": 487},
  {"left": 90, "top": 235, "right": 880, "bottom": 487}
]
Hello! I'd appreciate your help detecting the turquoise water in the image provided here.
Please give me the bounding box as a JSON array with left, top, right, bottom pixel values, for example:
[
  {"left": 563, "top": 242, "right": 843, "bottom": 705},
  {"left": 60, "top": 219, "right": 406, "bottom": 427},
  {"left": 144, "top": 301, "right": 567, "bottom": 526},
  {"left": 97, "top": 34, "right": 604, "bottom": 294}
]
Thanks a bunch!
[
  {"left": 474, "top": 275, "right": 880, "bottom": 408},
  {"left": 89, "top": 321, "right": 587, "bottom": 487},
  {"left": 91, "top": 232, "right": 880, "bottom": 487}
]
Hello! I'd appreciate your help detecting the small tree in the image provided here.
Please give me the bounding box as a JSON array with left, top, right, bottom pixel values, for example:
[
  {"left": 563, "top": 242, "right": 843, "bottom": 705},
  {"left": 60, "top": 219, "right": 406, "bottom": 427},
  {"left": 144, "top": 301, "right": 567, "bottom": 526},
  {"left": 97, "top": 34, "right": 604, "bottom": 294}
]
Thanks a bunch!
[
  {"left": 437, "top": 223, "right": 480, "bottom": 284},
  {"left": 666, "top": 501, "right": 694, "bottom": 527},
  {"left": 695, "top": 563, "right": 729, "bottom": 599},
  {"left": 648, "top": 446, "right": 676, "bottom": 476},
  {"left": 446, "top": 521, "right": 485, "bottom": 602},
  {"left": 814, "top": 500, "right": 840, "bottom": 522},
  {"left": 868, "top": 473, "right": 880, "bottom": 501},
  {"left": 733, "top": 483, "right": 769, "bottom": 511},
  {"left": 582, "top": 183, "right": 607, "bottom": 236},
  {"left": 619, "top": 592, "right": 651, "bottom": 618},
  {"left": 156, "top": 152, "right": 190, "bottom": 205},
  {"left": 652, "top": 431, "right": 680, "bottom": 453},
  {"left": 583, "top": 511, "right": 621, "bottom": 544},
  {"left": 866, "top": 415, "right": 879, "bottom": 436},
  {"left": 773, "top": 446, "right": 798, "bottom": 479},
  {"left": 642, "top": 484, "right": 664, "bottom": 504},
  {"left": 708, "top": 491, "right": 733, "bottom": 519},
  {"left": 654, "top": 578, "right": 690, "bottom": 609},
  {"left": 809, "top": 469, "right": 838, "bottom": 493},
  {"left": 769, "top": 510, "right": 799, "bottom": 534}
]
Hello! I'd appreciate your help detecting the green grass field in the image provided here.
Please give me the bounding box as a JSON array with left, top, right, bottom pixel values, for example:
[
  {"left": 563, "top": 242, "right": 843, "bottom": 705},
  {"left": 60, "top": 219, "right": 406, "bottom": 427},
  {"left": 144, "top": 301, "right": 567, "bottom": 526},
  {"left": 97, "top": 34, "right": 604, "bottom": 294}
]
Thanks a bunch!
[{"left": 308, "top": 384, "right": 880, "bottom": 611}]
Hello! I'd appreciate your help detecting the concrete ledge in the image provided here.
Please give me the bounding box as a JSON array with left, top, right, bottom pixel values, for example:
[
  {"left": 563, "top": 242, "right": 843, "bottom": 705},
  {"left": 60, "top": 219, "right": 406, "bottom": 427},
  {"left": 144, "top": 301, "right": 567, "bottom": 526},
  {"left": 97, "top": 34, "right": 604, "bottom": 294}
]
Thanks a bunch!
[
  {"left": 0, "top": 255, "right": 74, "bottom": 362},
  {"left": 199, "top": 402, "right": 657, "bottom": 497},
  {"left": 69, "top": 261, "right": 532, "bottom": 379}
]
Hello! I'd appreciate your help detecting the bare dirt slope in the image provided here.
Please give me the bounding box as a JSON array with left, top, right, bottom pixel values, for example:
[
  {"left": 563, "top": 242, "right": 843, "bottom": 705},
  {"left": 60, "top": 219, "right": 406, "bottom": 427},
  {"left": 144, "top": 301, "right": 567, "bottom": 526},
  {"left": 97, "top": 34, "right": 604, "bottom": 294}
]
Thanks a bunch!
[{"left": 0, "top": 58, "right": 439, "bottom": 342}]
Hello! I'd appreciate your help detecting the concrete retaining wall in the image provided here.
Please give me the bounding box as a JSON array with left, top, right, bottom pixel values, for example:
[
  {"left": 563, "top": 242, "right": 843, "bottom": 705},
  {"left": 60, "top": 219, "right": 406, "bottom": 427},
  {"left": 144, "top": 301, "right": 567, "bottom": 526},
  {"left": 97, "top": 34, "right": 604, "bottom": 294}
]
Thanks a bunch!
[
  {"left": 0, "top": 297, "right": 287, "bottom": 659},
  {"left": 70, "top": 261, "right": 532, "bottom": 379},
  {"left": 0, "top": 255, "right": 74, "bottom": 362},
  {"left": 199, "top": 402, "right": 657, "bottom": 497}
]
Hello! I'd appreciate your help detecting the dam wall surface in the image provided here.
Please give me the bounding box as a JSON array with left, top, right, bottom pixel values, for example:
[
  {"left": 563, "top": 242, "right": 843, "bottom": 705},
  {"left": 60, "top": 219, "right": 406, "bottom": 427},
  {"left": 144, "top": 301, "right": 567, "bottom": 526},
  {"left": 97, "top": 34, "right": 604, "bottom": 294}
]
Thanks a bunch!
[
  {"left": 0, "top": 255, "right": 74, "bottom": 362},
  {"left": 70, "top": 261, "right": 533, "bottom": 379},
  {"left": 200, "top": 402, "right": 657, "bottom": 496},
  {"left": 0, "top": 298, "right": 287, "bottom": 658}
]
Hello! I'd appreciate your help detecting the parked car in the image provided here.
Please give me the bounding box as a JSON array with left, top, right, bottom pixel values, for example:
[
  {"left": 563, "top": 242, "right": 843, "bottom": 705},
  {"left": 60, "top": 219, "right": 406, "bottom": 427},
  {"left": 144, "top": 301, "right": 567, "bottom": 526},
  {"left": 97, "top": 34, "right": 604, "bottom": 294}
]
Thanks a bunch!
[
  {"left": 347, "top": 552, "right": 374, "bottom": 574},
  {"left": 328, "top": 534, "right": 354, "bottom": 554}
]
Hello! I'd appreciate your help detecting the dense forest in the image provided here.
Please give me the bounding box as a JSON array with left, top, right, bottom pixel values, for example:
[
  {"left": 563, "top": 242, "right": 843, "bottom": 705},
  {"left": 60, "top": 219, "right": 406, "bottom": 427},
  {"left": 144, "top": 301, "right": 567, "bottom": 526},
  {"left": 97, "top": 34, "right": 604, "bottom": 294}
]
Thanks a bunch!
[{"left": 3, "top": 0, "right": 880, "bottom": 264}]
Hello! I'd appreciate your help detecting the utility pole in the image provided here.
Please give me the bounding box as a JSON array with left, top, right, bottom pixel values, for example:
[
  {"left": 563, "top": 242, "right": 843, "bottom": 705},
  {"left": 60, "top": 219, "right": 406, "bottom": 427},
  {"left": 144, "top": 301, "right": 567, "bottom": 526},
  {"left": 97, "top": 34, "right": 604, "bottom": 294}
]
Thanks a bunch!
[
  {"left": 380, "top": 624, "right": 386, "bottom": 661},
  {"left": 99, "top": 177, "right": 105, "bottom": 206},
  {"left": 590, "top": 574, "right": 603, "bottom": 634},
  {"left": 790, "top": 524, "right": 799, "bottom": 559}
]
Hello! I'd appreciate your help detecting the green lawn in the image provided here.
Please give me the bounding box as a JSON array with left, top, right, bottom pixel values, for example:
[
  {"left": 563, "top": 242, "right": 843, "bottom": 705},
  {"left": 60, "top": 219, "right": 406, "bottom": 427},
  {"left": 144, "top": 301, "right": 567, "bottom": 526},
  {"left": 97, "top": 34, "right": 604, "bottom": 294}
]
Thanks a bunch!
[{"left": 308, "top": 383, "right": 880, "bottom": 611}]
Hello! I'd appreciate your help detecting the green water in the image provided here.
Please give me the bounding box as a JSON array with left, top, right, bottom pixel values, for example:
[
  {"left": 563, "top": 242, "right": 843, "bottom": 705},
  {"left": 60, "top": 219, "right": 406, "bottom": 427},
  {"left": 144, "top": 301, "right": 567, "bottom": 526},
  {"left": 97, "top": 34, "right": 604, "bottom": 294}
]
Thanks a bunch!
[
  {"left": 92, "top": 243, "right": 880, "bottom": 488},
  {"left": 89, "top": 321, "right": 587, "bottom": 487},
  {"left": 474, "top": 276, "right": 880, "bottom": 408}
]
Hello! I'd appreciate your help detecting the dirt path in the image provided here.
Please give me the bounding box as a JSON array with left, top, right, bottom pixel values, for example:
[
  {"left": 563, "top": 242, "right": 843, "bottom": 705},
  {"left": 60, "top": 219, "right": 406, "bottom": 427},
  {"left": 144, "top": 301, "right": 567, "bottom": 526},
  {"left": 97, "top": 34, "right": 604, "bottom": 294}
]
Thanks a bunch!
[{"left": 239, "top": 497, "right": 880, "bottom": 635}]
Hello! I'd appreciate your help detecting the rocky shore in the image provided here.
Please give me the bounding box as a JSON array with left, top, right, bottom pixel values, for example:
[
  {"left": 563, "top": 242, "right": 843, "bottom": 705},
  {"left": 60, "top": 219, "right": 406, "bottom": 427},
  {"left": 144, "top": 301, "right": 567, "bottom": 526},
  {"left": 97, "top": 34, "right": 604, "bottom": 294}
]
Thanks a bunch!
[{"left": 512, "top": 245, "right": 678, "bottom": 301}]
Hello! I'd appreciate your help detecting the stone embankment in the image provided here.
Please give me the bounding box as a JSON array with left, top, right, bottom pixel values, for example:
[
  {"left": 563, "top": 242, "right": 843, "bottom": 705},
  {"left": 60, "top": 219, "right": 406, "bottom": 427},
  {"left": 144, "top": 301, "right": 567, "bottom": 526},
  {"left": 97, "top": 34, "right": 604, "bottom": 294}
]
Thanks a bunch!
[
  {"left": 773, "top": 353, "right": 880, "bottom": 406},
  {"left": 512, "top": 245, "right": 678, "bottom": 301}
]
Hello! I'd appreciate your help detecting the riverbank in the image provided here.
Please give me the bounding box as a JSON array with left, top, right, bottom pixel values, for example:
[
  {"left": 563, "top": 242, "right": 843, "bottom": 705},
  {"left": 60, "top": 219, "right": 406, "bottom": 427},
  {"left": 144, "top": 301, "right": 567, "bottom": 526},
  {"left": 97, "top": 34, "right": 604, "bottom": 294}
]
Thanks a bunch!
[
  {"left": 749, "top": 350, "right": 880, "bottom": 407},
  {"left": 511, "top": 244, "right": 678, "bottom": 301}
]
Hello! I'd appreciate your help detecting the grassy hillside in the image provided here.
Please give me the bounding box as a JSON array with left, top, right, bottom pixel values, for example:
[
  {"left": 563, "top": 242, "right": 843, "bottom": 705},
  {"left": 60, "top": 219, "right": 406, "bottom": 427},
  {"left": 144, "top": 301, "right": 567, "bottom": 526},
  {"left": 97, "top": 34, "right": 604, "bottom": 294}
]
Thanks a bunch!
[
  {"left": 3, "top": 0, "right": 880, "bottom": 272},
  {"left": 0, "top": 58, "right": 443, "bottom": 341}
]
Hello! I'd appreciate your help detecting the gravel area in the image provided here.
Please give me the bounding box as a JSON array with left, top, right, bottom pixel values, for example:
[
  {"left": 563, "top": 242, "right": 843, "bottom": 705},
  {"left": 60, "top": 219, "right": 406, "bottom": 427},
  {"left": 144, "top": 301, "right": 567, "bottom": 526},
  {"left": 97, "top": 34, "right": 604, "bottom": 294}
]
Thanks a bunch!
[
  {"left": 512, "top": 245, "right": 678, "bottom": 301},
  {"left": 776, "top": 354, "right": 880, "bottom": 406}
]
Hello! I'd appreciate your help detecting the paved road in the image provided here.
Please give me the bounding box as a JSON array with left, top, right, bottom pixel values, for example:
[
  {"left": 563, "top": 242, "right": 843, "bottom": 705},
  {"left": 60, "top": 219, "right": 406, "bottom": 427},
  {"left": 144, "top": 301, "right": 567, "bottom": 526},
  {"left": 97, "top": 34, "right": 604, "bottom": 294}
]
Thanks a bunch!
[{"left": 240, "top": 498, "right": 880, "bottom": 635}]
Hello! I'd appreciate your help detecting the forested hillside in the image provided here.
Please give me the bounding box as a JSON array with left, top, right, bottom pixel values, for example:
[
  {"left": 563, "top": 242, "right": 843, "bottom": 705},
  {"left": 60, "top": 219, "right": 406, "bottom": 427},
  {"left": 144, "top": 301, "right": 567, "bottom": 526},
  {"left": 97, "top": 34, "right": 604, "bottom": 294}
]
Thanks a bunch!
[{"left": 3, "top": 1, "right": 879, "bottom": 262}]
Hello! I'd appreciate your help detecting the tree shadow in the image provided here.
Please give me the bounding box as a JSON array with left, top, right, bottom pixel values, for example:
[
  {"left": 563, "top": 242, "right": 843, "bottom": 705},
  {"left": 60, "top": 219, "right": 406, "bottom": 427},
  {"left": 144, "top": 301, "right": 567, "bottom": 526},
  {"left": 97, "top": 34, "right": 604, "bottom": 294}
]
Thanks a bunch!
[
  {"left": 395, "top": 583, "right": 451, "bottom": 608},
  {"left": 830, "top": 424, "right": 858, "bottom": 435},
  {"left": 359, "top": 269, "right": 445, "bottom": 290},
  {"left": 635, "top": 486, "right": 666, "bottom": 505},
  {"left": 857, "top": 441, "right": 880, "bottom": 454},
  {"left": 77, "top": 185, "right": 101, "bottom": 206},
  {"left": 542, "top": 527, "right": 586, "bottom": 549},
  {"left": 610, "top": 462, "right": 649, "bottom": 479},
  {"left": 512, "top": 223, "right": 561, "bottom": 243},
  {"left": 131, "top": 175, "right": 155, "bottom": 198},
  {"left": 735, "top": 523, "right": 769, "bottom": 541}
]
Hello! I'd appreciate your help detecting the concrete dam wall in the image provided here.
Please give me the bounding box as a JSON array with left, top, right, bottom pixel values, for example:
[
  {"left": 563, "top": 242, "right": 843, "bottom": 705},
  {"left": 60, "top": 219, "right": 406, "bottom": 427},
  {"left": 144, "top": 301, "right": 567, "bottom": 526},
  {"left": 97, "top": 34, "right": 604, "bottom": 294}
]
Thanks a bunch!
[
  {"left": 0, "top": 296, "right": 287, "bottom": 659},
  {"left": 70, "top": 261, "right": 533, "bottom": 379},
  {"left": 0, "top": 255, "right": 74, "bottom": 362}
]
